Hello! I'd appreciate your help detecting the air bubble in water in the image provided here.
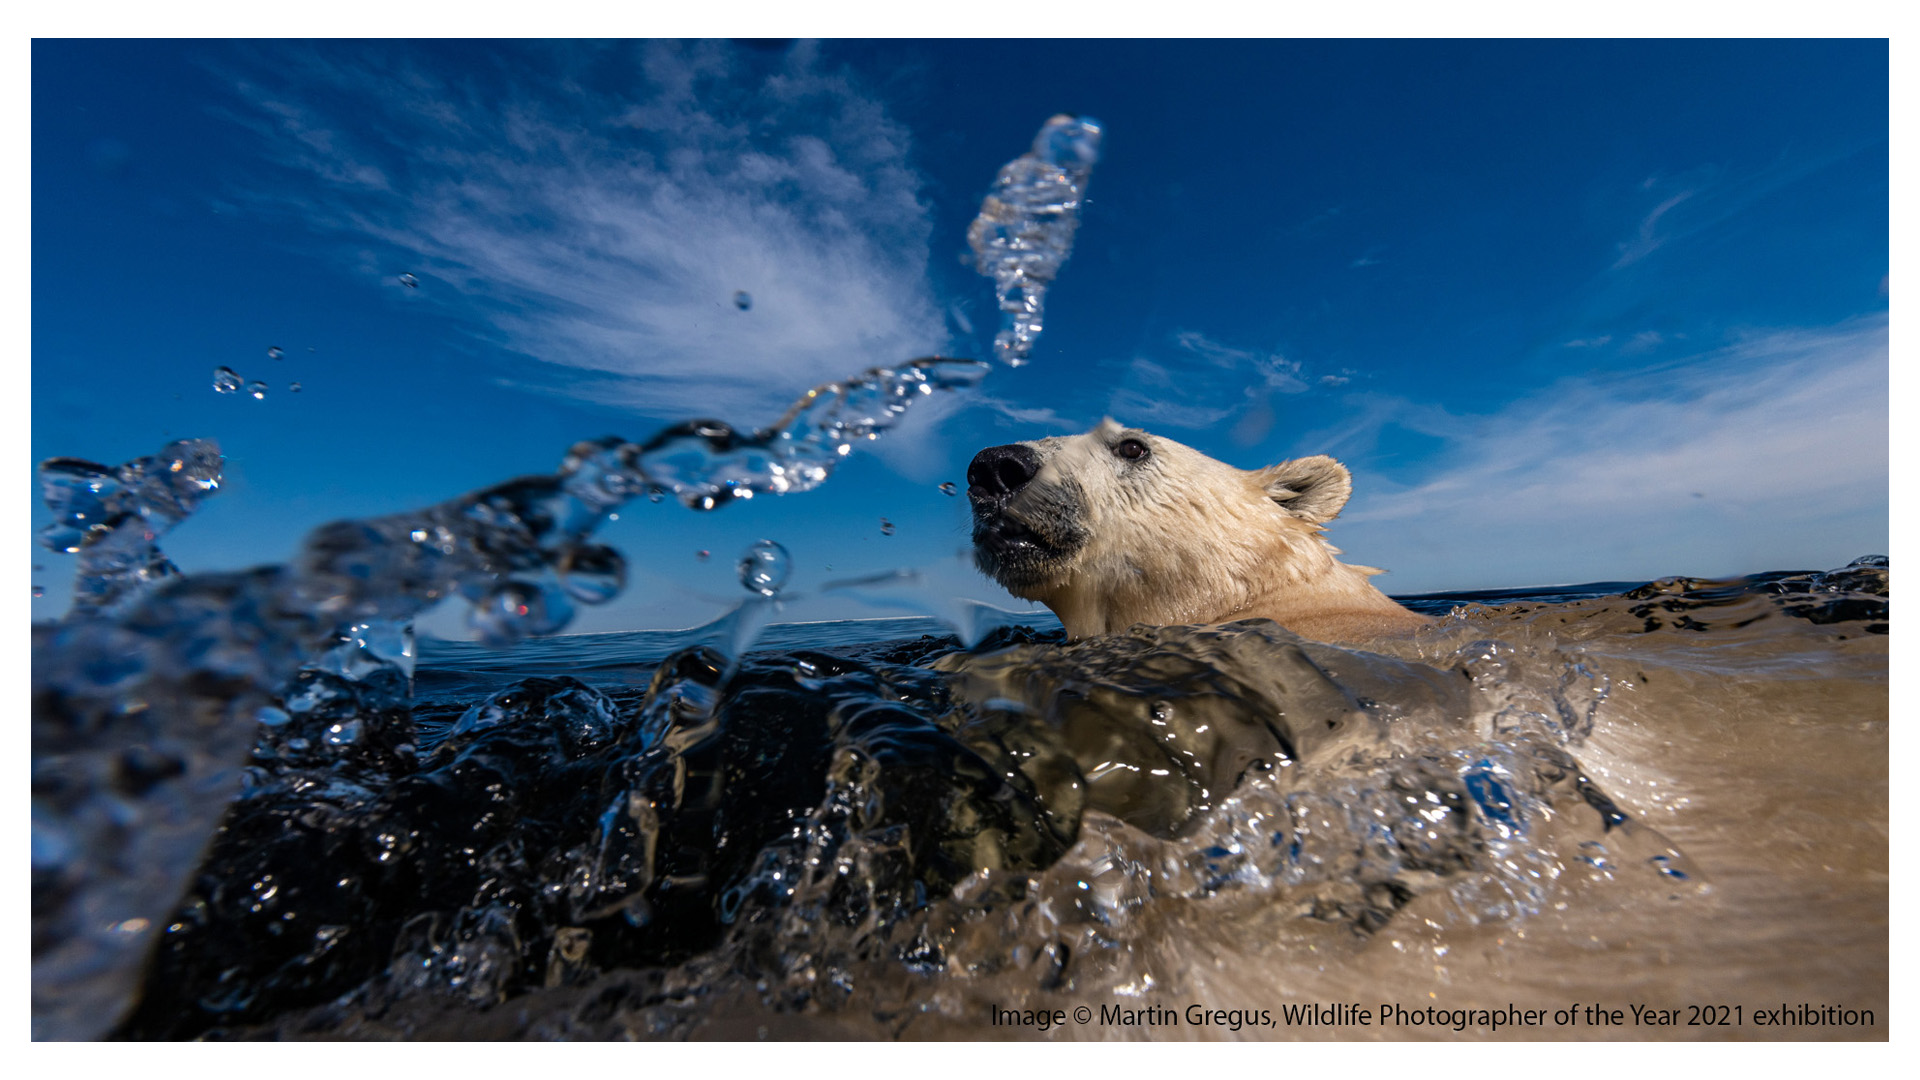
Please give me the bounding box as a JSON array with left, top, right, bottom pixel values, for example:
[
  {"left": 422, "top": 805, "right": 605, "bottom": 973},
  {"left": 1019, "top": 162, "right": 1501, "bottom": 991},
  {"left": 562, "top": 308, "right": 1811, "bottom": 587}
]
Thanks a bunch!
[
  {"left": 267, "top": 346, "right": 284, "bottom": 360},
  {"left": 246, "top": 381, "right": 268, "bottom": 400},
  {"left": 939, "top": 481, "right": 957, "bottom": 496},
  {"left": 880, "top": 518, "right": 895, "bottom": 536},
  {"left": 398, "top": 273, "right": 419, "bottom": 288},
  {"left": 738, "top": 540, "right": 791, "bottom": 597},
  {"left": 212, "top": 367, "right": 243, "bottom": 394},
  {"left": 289, "top": 382, "right": 302, "bottom": 393},
  {"left": 733, "top": 290, "right": 752, "bottom": 310}
]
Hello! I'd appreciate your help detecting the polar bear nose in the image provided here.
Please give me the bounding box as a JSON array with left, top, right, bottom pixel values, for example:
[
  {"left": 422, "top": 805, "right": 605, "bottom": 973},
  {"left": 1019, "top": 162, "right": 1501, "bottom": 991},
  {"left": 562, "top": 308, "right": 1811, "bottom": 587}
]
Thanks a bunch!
[{"left": 967, "top": 444, "right": 1041, "bottom": 498}]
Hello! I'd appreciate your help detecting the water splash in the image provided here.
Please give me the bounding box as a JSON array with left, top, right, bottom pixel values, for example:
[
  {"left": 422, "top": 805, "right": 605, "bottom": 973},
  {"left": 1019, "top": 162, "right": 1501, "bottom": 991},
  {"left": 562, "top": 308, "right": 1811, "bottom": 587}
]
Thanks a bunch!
[
  {"left": 635, "top": 357, "right": 987, "bottom": 510},
  {"left": 36, "top": 438, "right": 224, "bottom": 613},
  {"left": 967, "top": 114, "right": 1103, "bottom": 365},
  {"left": 31, "top": 353, "right": 985, "bottom": 1038},
  {"left": 822, "top": 561, "right": 1050, "bottom": 647},
  {"left": 31, "top": 113, "right": 1102, "bottom": 1040}
]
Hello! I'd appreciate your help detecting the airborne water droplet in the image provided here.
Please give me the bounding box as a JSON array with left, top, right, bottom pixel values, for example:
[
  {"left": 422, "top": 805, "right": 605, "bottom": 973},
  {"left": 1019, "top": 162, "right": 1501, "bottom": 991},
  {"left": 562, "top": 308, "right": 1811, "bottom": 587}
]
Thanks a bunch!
[
  {"left": 468, "top": 580, "right": 574, "bottom": 645},
  {"left": 289, "top": 382, "right": 303, "bottom": 393},
  {"left": 738, "top": 539, "right": 791, "bottom": 597},
  {"left": 733, "top": 290, "right": 752, "bottom": 310},
  {"left": 398, "top": 273, "right": 419, "bottom": 288},
  {"left": 267, "top": 346, "right": 284, "bottom": 360},
  {"left": 246, "top": 381, "right": 268, "bottom": 400},
  {"left": 212, "top": 366, "right": 243, "bottom": 394},
  {"left": 556, "top": 543, "right": 626, "bottom": 604},
  {"left": 32, "top": 585, "right": 45, "bottom": 598},
  {"left": 696, "top": 550, "right": 710, "bottom": 561},
  {"left": 939, "top": 481, "right": 957, "bottom": 496},
  {"left": 880, "top": 518, "right": 895, "bottom": 536}
]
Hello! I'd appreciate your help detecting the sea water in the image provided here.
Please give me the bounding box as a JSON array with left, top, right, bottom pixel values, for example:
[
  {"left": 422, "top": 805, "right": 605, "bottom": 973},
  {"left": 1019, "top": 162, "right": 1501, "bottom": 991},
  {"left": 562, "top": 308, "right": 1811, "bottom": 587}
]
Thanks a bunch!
[{"left": 37, "top": 562, "right": 1887, "bottom": 1040}]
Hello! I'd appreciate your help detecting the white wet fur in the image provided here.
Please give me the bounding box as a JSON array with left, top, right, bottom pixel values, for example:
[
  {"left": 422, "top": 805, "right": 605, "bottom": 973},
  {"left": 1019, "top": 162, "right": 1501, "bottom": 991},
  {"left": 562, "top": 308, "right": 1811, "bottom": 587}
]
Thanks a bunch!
[{"left": 997, "top": 419, "right": 1430, "bottom": 642}]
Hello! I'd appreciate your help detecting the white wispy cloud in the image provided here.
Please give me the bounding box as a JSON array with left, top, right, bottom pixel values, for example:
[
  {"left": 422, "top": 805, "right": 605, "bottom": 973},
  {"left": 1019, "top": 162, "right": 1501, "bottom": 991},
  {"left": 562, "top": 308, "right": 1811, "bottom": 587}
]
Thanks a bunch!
[
  {"left": 1330, "top": 316, "right": 1889, "bottom": 589},
  {"left": 1609, "top": 142, "right": 1878, "bottom": 274},
  {"left": 217, "top": 41, "right": 949, "bottom": 425},
  {"left": 969, "top": 396, "right": 1086, "bottom": 431},
  {"left": 1613, "top": 189, "right": 1695, "bottom": 268},
  {"left": 1106, "top": 330, "right": 1329, "bottom": 437}
]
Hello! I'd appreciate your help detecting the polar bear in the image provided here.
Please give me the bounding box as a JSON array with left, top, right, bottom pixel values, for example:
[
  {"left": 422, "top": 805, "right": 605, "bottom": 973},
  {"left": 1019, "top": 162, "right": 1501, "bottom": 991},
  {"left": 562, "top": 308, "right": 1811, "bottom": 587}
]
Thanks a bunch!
[{"left": 966, "top": 419, "right": 1430, "bottom": 643}]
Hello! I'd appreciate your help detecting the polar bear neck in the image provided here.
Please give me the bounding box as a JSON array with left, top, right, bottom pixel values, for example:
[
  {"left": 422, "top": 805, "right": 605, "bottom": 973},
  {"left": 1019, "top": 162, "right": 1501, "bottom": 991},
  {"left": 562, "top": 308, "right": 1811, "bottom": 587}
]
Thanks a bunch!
[{"left": 1038, "top": 468, "right": 1424, "bottom": 643}]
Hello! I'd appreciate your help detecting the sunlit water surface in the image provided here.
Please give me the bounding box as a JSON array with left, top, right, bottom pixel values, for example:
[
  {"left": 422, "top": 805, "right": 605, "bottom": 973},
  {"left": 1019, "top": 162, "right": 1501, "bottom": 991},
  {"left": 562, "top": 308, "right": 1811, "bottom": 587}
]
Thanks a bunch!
[{"left": 94, "top": 563, "right": 1885, "bottom": 1041}]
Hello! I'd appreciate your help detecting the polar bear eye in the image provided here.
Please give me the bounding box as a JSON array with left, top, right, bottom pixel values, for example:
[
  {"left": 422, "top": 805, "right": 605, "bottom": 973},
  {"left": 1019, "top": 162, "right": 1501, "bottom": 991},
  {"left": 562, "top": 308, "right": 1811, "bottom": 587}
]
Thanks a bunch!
[{"left": 1114, "top": 438, "right": 1150, "bottom": 462}]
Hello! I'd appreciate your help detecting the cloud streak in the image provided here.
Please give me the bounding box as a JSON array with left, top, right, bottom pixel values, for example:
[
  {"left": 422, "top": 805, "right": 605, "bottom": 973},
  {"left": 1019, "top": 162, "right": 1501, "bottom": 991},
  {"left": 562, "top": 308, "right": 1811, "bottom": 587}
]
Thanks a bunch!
[
  {"left": 1106, "top": 330, "right": 1336, "bottom": 442},
  {"left": 1332, "top": 316, "right": 1889, "bottom": 588},
  {"left": 219, "top": 41, "right": 949, "bottom": 424}
]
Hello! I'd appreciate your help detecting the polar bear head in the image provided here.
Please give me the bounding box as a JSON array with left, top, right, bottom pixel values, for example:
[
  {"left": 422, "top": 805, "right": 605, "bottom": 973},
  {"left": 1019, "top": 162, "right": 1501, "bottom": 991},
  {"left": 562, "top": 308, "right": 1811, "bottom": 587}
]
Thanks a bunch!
[{"left": 967, "top": 419, "right": 1403, "bottom": 639}]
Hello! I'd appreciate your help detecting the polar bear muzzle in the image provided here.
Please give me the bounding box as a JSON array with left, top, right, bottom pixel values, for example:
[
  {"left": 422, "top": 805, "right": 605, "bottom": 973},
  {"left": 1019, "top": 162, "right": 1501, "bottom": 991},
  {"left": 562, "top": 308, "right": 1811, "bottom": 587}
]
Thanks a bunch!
[{"left": 967, "top": 442, "right": 1090, "bottom": 590}]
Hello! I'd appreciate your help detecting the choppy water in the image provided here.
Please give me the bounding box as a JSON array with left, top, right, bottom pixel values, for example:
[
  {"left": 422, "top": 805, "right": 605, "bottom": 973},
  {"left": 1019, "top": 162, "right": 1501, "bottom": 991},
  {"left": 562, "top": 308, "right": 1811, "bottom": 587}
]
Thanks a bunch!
[{"left": 41, "top": 562, "right": 1882, "bottom": 1041}]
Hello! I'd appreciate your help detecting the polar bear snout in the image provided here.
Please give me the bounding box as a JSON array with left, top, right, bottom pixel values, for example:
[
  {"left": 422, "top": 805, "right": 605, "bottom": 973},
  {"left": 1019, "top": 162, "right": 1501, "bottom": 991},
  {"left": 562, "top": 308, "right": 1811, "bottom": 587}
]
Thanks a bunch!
[
  {"left": 967, "top": 440, "right": 1089, "bottom": 592},
  {"left": 966, "top": 443, "right": 1042, "bottom": 499}
]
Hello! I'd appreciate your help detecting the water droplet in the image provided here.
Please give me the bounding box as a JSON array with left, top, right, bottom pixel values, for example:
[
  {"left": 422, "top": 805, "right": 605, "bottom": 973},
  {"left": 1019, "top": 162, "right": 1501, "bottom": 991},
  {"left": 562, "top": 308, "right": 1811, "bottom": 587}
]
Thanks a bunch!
[
  {"left": 737, "top": 540, "right": 791, "bottom": 597},
  {"left": 556, "top": 543, "right": 626, "bottom": 604},
  {"left": 939, "top": 481, "right": 958, "bottom": 496},
  {"left": 468, "top": 580, "right": 575, "bottom": 646},
  {"left": 39, "top": 522, "right": 85, "bottom": 553},
  {"left": 289, "top": 382, "right": 303, "bottom": 393},
  {"left": 32, "top": 585, "right": 45, "bottom": 598},
  {"left": 733, "top": 290, "right": 752, "bottom": 310},
  {"left": 880, "top": 518, "right": 895, "bottom": 536},
  {"left": 212, "top": 366, "right": 243, "bottom": 394},
  {"left": 246, "top": 380, "right": 268, "bottom": 400},
  {"left": 696, "top": 550, "right": 710, "bottom": 561},
  {"left": 267, "top": 346, "right": 284, "bottom": 360},
  {"left": 398, "top": 272, "right": 419, "bottom": 288}
]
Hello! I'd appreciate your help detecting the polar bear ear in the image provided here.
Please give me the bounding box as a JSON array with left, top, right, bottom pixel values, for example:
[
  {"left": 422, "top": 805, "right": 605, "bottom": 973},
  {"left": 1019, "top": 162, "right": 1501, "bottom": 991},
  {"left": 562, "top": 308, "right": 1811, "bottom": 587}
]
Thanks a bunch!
[{"left": 1255, "top": 456, "right": 1353, "bottom": 523}]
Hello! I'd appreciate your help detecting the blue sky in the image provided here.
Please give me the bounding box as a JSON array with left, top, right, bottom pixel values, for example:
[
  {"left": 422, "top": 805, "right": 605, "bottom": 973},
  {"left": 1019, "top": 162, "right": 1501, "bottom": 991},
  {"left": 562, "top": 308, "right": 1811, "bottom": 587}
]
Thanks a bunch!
[{"left": 29, "top": 38, "right": 1890, "bottom": 635}]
